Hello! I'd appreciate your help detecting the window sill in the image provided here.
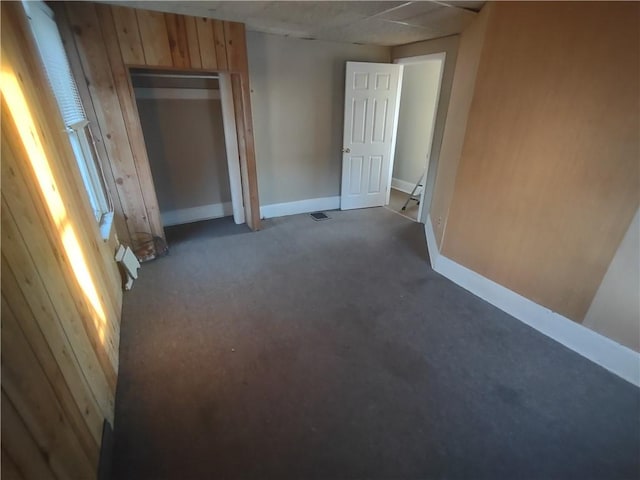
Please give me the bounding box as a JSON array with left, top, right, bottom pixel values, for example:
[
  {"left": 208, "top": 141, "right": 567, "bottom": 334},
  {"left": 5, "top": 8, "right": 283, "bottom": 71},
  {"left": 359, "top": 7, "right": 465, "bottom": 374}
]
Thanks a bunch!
[{"left": 99, "top": 211, "right": 115, "bottom": 242}]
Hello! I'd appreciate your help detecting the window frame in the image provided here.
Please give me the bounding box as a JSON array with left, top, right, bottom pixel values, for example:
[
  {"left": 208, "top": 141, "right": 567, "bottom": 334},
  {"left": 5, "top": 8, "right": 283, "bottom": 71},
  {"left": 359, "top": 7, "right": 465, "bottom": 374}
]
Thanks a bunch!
[{"left": 24, "top": 0, "right": 113, "bottom": 230}]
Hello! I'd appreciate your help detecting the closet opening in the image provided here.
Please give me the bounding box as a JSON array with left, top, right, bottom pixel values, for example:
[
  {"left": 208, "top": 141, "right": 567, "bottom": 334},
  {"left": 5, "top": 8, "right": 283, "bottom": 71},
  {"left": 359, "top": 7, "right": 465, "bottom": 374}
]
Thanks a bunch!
[{"left": 131, "top": 68, "right": 245, "bottom": 244}]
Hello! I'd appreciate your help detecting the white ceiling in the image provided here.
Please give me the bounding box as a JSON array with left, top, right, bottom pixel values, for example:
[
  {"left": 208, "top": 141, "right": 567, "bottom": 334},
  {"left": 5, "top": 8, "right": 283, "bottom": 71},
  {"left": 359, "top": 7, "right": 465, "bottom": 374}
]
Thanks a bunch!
[{"left": 109, "top": 1, "right": 484, "bottom": 46}]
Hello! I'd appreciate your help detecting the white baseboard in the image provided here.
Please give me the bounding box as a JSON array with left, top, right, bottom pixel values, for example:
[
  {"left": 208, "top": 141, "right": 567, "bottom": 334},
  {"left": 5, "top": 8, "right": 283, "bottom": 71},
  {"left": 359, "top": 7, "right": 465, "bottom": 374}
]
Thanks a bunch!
[
  {"left": 161, "top": 202, "right": 233, "bottom": 227},
  {"left": 424, "top": 213, "right": 439, "bottom": 269},
  {"left": 391, "top": 178, "right": 417, "bottom": 194},
  {"left": 260, "top": 196, "right": 340, "bottom": 219},
  {"left": 425, "top": 214, "right": 640, "bottom": 386}
]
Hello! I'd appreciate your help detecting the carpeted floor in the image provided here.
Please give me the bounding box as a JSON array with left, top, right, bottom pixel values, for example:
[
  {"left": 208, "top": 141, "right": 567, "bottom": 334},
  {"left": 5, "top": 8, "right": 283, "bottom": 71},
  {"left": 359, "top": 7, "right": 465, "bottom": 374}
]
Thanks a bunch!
[{"left": 112, "top": 207, "right": 640, "bottom": 480}]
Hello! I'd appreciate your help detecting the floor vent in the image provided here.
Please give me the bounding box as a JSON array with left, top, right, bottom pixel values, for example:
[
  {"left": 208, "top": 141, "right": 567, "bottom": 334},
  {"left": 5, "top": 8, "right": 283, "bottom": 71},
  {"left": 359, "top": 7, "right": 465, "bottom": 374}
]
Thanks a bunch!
[{"left": 310, "top": 212, "right": 330, "bottom": 221}]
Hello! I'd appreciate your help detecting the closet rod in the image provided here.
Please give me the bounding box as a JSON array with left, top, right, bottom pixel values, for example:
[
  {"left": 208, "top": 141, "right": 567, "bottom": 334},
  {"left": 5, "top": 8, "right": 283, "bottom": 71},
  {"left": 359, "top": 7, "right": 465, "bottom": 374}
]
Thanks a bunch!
[{"left": 130, "top": 73, "right": 220, "bottom": 80}]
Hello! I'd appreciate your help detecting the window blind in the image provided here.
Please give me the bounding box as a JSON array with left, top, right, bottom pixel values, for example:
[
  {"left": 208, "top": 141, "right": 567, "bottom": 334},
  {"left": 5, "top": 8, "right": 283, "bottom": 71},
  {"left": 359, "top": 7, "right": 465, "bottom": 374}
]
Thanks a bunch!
[{"left": 25, "top": 1, "right": 86, "bottom": 127}]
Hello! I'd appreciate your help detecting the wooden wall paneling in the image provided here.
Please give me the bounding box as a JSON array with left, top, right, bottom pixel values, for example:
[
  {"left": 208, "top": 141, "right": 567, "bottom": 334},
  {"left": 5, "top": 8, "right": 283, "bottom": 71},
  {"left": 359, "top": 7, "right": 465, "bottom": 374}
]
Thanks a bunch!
[
  {"left": 441, "top": 2, "right": 640, "bottom": 321},
  {"left": 1, "top": 447, "right": 25, "bottom": 480},
  {"left": 1, "top": 391, "right": 56, "bottom": 480},
  {"left": 5, "top": 2, "right": 124, "bottom": 322},
  {"left": 165, "top": 13, "right": 190, "bottom": 68},
  {"left": 62, "top": 2, "right": 262, "bottom": 235},
  {"left": 213, "top": 20, "right": 228, "bottom": 70},
  {"left": 184, "top": 15, "right": 202, "bottom": 68},
  {"left": 135, "top": 9, "right": 172, "bottom": 67},
  {"left": 1, "top": 258, "right": 103, "bottom": 453},
  {"left": 1, "top": 298, "right": 96, "bottom": 479},
  {"left": 0, "top": 195, "right": 115, "bottom": 416},
  {"left": 96, "top": 4, "right": 165, "bottom": 240},
  {"left": 64, "top": 3, "right": 156, "bottom": 246},
  {"left": 110, "top": 5, "right": 144, "bottom": 65},
  {"left": 225, "top": 21, "right": 260, "bottom": 229},
  {"left": 196, "top": 17, "right": 218, "bottom": 69},
  {"left": 1, "top": 107, "right": 120, "bottom": 375},
  {"left": 2, "top": 6, "right": 121, "bottom": 370},
  {"left": 54, "top": 3, "right": 133, "bottom": 248}
]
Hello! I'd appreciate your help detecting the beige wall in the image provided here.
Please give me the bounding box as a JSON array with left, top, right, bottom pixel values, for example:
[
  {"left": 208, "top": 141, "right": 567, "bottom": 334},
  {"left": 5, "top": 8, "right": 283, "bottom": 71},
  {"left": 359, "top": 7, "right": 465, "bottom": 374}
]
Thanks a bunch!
[
  {"left": 392, "top": 35, "right": 459, "bottom": 222},
  {"left": 136, "top": 96, "right": 231, "bottom": 214},
  {"left": 392, "top": 60, "right": 442, "bottom": 187},
  {"left": 247, "top": 31, "right": 390, "bottom": 205},
  {"left": 436, "top": 2, "right": 639, "bottom": 325},
  {"left": 429, "top": 6, "right": 490, "bottom": 241},
  {"left": 584, "top": 209, "right": 640, "bottom": 352}
]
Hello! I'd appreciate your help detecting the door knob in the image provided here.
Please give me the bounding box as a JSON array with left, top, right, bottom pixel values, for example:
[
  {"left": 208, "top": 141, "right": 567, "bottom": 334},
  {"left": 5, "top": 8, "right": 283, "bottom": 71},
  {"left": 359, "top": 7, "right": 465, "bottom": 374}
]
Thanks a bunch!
[{"left": 342, "top": 147, "right": 351, "bottom": 153}]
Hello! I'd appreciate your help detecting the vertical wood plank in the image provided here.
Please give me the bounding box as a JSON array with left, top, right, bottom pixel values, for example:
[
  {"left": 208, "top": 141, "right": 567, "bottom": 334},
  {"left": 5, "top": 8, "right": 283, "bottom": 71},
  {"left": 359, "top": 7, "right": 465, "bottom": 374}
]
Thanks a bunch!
[
  {"left": 65, "top": 2, "right": 155, "bottom": 245},
  {"left": 213, "top": 20, "right": 227, "bottom": 70},
  {"left": 1, "top": 196, "right": 116, "bottom": 414},
  {"left": 1, "top": 447, "right": 25, "bottom": 480},
  {"left": 1, "top": 298, "right": 96, "bottom": 479},
  {"left": 1, "top": 392, "right": 56, "bottom": 480},
  {"left": 2, "top": 257, "right": 103, "bottom": 454},
  {"left": 196, "top": 17, "right": 218, "bottom": 69},
  {"left": 1, "top": 108, "right": 120, "bottom": 377},
  {"left": 165, "top": 13, "right": 190, "bottom": 69},
  {"left": 96, "top": 3, "right": 165, "bottom": 240},
  {"left": 225, "top": 21, "right": 261, "bottom": 230},
  {"left": 54, "top": 2, "right": 132, "bottom": 248},
  {"left": 185, "top": 16, "right": 202, "bottom": 68},
  {"left": 2, "top": 3, "right": 121, "bottom": 365},
  {"left": 136, "top": 9, "right": 172, "bottom": 66},
  {"left": 110, "top": 4, "right": 144, "bottom": 65},
  {"left": 4, "top": 2, "right": 124, "bottom": 323}
]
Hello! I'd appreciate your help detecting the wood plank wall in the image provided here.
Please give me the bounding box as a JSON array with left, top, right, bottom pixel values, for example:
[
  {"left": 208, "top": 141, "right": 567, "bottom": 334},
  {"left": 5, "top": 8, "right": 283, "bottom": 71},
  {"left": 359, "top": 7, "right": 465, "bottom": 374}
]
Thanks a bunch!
[
  {"left": 1, "top": 3, "right": 122, "bottom": 478},
  {"left": 440, "top": 2, "right": 640, "bottom": 322},
  {"left": 55, "top": 2, "right": 261, "bottom": 249}
]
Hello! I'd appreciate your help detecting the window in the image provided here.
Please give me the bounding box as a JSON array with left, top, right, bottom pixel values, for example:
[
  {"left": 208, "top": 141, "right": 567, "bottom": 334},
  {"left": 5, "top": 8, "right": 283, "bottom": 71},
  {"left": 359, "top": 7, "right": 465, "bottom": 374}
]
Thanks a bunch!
[{"left": 24, "top": 1, "right": 111, "bottom": 224}]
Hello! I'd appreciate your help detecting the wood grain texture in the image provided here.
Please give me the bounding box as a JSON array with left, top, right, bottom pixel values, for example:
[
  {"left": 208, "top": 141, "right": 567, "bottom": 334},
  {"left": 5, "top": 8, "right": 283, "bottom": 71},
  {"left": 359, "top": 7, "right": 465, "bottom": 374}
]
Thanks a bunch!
[
  {"left": 441, "top": 2, "right": 640, "bottom": 321},
  {"left": 213, "top": 20, "right": 228, "bottom": 70},
  {"left": 60, "top": 2, "right": 262, "bottom": 241},
  {"left": 184, "top": 16, "right": 202, "bottom": 68},
  {"left": 196, "top": 17, "right": 218, "bottom": 69},
  {"left": 225, "top": 22, "right": 261, "bottom": 229},
  {"left": 1, "top": 298, "right": 95, "bottom": 479},
  {"left": 1, "top": 258, "right": 103, "bottom": 454},
  {"left": 1, "top": 447, "right": 25, "bottom": 480},
  {"left": 165, "top": 13, "right": 190, "bottom": 68},
  {"left": 64, "top": 2, "right": 155, "bottom": 243},
  {"left": 96, "top": 3, "right": 165, "bottom": 240},
  {"left": 111, "top": 5, "right": 144, "bottom": 65},
  {"left": 1, "top": 392, "right": 56, "bottom": 480},
  {"left": 2, "top": 3, "right": 122, "bottom": 478},
  {"left": 136, "top": 9, "right": 172, "bottom": 67}
]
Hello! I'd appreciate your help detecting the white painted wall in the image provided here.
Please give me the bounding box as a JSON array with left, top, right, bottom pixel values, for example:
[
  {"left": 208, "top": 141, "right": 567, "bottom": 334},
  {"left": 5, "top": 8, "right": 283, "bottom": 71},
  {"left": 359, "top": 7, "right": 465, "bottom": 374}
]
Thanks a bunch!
[
  {"left": 392, "top": 60, "right": 442, "bottom": 188},
  {"left": 247, "top": 31, "right": 390, "bottom": 206},
  {"left": 584, "top": 209, "right": 640, "bottom": 352}
]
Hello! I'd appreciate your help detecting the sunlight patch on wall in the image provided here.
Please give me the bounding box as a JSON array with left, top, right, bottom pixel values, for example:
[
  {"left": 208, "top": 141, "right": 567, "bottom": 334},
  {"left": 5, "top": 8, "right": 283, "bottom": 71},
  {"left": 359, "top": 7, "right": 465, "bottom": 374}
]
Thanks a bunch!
[{"left": 1, "top": 70, "right": 107, "bottom": 343}]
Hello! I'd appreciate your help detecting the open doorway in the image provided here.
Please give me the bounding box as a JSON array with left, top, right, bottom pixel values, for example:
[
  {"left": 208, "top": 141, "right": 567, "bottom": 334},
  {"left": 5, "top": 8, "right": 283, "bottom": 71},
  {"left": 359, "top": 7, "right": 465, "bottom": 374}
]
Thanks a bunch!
[
  {"left": 387, "top": 53, "right": 445, "bottom": 222},
  {"left": 131, "top": 69, "right": 246, "bottom": 244}
]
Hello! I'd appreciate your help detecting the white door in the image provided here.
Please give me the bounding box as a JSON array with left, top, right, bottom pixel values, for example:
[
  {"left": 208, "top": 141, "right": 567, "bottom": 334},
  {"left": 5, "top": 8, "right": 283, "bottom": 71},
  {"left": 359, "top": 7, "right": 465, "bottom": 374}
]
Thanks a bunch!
[{"left": 340, "top": 62, "right": 403, "bottom": 210}]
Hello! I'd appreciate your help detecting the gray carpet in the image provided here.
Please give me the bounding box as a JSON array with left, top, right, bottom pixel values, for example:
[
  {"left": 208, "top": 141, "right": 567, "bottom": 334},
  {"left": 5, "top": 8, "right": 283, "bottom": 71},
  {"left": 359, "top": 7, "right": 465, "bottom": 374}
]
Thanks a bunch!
[{"left": 112, "top": 207, "right": 640, "bottom": 480}]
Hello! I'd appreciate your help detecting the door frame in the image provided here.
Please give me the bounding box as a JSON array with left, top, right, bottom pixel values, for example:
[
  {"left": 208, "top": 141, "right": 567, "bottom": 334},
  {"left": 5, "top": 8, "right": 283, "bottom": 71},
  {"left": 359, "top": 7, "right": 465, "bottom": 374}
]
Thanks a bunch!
[
  {"left": 393, "top": 52, "right": 446, "bottom": 223},
  {"left": 340, "top": 61, "right": 404, "bottom": 210},
  {"left": 130, "top": 69, "right": 245, "bottom": 226}
]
